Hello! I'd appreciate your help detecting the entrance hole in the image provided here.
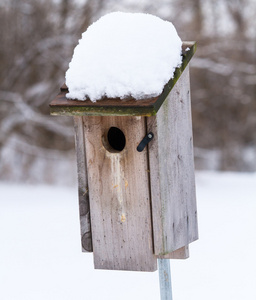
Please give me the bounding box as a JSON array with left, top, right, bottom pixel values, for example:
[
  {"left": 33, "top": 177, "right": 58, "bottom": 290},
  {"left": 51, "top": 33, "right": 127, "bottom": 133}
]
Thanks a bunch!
[{"left": 107, "top": 127, "right": 126, "bottom": 152}]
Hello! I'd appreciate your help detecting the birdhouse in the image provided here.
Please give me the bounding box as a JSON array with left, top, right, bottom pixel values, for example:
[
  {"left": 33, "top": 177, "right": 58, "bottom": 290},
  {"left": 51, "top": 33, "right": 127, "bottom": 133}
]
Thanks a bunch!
[{"left": 50, "top": 42, "right": 198, "bottom": 272}]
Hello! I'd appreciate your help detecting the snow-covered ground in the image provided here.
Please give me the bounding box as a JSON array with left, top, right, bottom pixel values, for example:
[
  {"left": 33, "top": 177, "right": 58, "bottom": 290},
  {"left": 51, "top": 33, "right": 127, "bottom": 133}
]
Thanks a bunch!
[{"left": 0, "top": 171, "right": 256, "bottom": 300}]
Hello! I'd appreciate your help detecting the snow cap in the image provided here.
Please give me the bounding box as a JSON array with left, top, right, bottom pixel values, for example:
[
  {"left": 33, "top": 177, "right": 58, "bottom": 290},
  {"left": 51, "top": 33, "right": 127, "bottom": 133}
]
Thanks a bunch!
[{"left": 66, "top": 12, "right": 182, "bottom": 102}]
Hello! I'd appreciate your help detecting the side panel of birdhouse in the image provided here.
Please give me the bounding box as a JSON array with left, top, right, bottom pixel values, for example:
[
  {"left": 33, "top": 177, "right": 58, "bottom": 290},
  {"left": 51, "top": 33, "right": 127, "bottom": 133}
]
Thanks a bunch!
[
  {"left": 74, "top": 116, "right": 93, "bottom": 252},
  {"left": 157, "top": 246, "right": 189, "bottom": 259},
  {"left": 82, "top": 116, "right": 157, "bottom": 271},
  {"left": 147, "top": 66, "right": 198, "bottom": 256}
]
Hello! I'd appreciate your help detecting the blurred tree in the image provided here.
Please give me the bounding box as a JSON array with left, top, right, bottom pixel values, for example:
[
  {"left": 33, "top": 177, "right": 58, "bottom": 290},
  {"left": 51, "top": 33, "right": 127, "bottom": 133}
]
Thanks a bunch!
[
  {"left": 0, "top": 0, "right": 255, "bottom": 184},
  {"left": 0, "top": 0, "right": 107, "bottom": 183}
]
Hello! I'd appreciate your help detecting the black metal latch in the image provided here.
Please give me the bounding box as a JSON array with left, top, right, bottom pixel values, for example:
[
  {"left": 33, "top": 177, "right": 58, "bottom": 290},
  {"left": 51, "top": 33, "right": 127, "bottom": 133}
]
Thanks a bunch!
[{"left": 137, "top": 132, "right": 154, "bottom": 152}]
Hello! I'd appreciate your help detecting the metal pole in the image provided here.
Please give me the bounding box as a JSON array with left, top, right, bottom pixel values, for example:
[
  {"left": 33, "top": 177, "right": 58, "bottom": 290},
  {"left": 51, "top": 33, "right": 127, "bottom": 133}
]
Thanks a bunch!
[{"left": 158, "top": 259, "right": 173, "bottom": 300}]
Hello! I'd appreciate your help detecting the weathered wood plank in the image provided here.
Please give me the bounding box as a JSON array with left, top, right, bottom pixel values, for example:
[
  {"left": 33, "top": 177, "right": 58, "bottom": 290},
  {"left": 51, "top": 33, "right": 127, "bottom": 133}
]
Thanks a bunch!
[
  {"left": 157, "top": 246, "right": 189, "bottom": 259},
  {"left": 147, "top": 66, "right": 198, "bottom": 256},
  {"left": 73, "top": 116, "right": 93, "bottom": 252},
  {"left": 83, "top": 116, "right": 157, "bottom": 271}
]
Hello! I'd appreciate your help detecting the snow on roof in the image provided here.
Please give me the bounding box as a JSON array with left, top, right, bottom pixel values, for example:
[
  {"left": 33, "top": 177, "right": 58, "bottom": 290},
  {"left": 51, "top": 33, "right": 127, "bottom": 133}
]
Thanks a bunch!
[{"left": 65, "top": 12, "right": 182, "bottom": 102}]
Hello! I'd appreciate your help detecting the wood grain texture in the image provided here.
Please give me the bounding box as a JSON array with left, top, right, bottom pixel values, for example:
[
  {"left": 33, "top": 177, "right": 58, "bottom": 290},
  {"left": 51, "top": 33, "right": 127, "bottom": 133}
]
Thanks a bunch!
[
  {"left": 73, "top": 116, "right": 93, "bottom": 252},
  {"left": 147, "top": 66, "right": 198, "bottom": 256},
  {"left": 157, "top": 246, "right": 189, "bottom": 259},
  {"left": 83, "top": 116, "right": 157, "bottom": 271}
]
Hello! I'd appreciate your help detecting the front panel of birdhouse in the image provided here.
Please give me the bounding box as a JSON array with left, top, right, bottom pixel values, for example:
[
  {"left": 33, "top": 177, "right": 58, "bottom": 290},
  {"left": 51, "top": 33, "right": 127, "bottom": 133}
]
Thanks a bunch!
[{"left": 82, "top": 116, "right": 157, "bottom": 271}]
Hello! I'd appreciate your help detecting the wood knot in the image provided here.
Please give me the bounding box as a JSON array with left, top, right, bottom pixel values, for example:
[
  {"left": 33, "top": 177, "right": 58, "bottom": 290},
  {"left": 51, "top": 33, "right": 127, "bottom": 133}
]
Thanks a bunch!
[{"left": 121, "top": 214, "right": 126, "bottom": 223}]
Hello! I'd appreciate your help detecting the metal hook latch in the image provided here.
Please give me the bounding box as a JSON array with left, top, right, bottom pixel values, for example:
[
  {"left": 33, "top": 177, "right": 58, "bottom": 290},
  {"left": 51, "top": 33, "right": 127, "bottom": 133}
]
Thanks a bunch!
[{"left": 137, "top": 132, "right": 154, "bottom": 152}]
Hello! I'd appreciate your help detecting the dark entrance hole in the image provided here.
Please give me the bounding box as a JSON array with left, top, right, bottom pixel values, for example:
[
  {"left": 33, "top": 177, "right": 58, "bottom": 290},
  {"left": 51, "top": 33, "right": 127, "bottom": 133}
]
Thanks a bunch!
[{"left": 107, "top": 127, "right": 126, "bottom": 152}]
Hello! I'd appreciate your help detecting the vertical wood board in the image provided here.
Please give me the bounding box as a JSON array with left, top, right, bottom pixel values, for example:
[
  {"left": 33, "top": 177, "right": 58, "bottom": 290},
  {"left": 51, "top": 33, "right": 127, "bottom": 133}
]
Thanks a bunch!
[
  {"left": 147, "top": 66, "right": 198, "bottom": 256},
  {"left": 73, "top": 116, "right": 93, "bottom": 252},
  {"left": 157, "top": 246, "right": 189, "bottom": 259},
  {"left": 83, "top": 116, "right": 157, "bottom": 271}
]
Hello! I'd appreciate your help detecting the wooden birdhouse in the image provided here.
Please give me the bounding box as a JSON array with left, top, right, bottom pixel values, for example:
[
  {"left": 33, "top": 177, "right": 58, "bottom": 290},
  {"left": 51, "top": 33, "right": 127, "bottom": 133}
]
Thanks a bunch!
[{"left": 50, "top": 42, "right": 198, "bottom": 272}]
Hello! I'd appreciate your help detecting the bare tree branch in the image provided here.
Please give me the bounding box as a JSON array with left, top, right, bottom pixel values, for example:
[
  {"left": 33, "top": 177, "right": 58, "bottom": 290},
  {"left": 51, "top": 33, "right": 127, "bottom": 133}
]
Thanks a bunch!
[{"left": 0, "top": 91, "right": 74, "bottom": 138}]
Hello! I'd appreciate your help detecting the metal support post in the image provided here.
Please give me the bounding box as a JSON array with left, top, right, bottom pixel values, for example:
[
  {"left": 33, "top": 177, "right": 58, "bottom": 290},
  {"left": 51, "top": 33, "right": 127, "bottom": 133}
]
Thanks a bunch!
[{"left": 158, "top": 259, "right": 173, "bottom": 300}]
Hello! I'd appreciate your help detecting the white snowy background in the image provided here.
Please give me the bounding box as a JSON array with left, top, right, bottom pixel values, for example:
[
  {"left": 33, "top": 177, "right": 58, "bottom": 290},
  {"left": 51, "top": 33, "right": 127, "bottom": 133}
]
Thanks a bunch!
[{"left": 1, "top": 171, "right": 256, "bottom": 300}]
